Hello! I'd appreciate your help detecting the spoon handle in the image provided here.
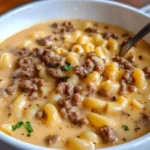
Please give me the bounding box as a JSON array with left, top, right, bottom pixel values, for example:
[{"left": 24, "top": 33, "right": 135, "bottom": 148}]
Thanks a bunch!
[{"left": 119, "top": 22, "right": 150, "bottom": 57}]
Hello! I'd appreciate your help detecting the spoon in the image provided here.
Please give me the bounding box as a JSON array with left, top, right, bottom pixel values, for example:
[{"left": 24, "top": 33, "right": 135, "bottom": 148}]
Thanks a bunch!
[{"left": 119, "top": 22, "right": 150, "bottom": 57}]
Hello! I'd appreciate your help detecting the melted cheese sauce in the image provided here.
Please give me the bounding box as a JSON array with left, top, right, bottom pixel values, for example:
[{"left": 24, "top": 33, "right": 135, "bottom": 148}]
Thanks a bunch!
[{"left": 0, "top": 20, "right": 149, "bottom": 149}]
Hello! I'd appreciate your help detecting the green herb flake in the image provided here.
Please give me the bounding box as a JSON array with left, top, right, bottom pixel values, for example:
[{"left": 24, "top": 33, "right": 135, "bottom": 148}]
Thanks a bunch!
[
  {"left": 61, "top": 76, "right": 70, "bottom": 82},
  {"left": 27, "top": 133, "right": 31, "bottom": 137},
  {"left": 12, "top": 122, "right": 23, "bottom": 131},
  {"left": 62, "top": 62, "right": 73, "bottom": 71},
  {"left": 24, "top": 122, "right": 33, "bottom": 133},
  {"left": 122, "top": 125, "right": 129, "bottom": 131}
]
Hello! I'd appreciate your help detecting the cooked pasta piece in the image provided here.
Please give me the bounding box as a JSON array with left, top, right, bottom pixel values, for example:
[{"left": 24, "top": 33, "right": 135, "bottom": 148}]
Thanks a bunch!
[
  {"left": 67, "top": 74, "right": 79, "bottom": 87},
  {"left": 92, "top": 34, "right": 103, "bottom": 46},
  {"left": 40, "top": 84, "right": 54, "bottom": 96},
  {"left": 54, "top": 48, "right": 68, "bottom": 56},
  {"left": 72, "top": 45, "right": 84, "bottom": 54},
  {"left": 25, "top": 105, "right": 39, "bottom": 120},
  {"left": 79, "top": 131, "right": 99, "bottom": 144},
  {"left": 87, "top": 113, "right": 116, "bottom": 128},
  {"left": 101, "top": 46, "right": 111, "bottom": 58},
  {"left": 66, "top": 52, "right": 79, "bottom": 66},
  {"left": 73, "top": 30, "right": 83, "bottom": 41},
  {"left": 82, "top": 43, "right": 95, "bottom": 53},
  {"left": 0, "top": 53, "right": 12, "bottom": 69},
  {"left": 39, "top": 68, "right": 53, "bottom": 81},
  {"left": 107, "top": 96, "right": 128, "bottom": 113},
  {"left": 94, "top": 46, "right": 105, "bottom": 58},
  {"left": 67, "top": 138, "right": 94, "bottom": 150},
  {"left": 132, "top": 68, "right": 146, "bottom": 89},
  {"left": 63, "top": 34, "right": 73, "bottom": 42},
  {"left": 1, "top": 124, "right": 12, "bottom": 135},
  {"left": 98, "top": 80, "right": 120, "bottom": 98},
  {"left": 77, "top": 35, "right": 90, "bottom": 45},
  {"left": 44, "top": 104, "right": 61, "bottom": 126},
  {"left": 104, "top": 62, "right": 119, "bottom": 80},
  {"left": 85, "top": 71, "right": 101, "bottom": 86},
  {"left": 12, "top": 94, "right": 27, "bottom": 120},
  {"left": 107, "top": 39, "right": 119, "bottom": 54},
  {"left": 48, "top": 92, "right": 61, "bottom": 104},
  {"left": 131, "top": 99, "right": 144, "bottom": 109},
  {"left": 83, "top": 97, "right": 107, "bottom": 110}
]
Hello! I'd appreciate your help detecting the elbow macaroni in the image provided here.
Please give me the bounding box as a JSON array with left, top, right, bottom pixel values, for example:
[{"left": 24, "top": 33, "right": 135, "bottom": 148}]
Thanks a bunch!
[
  {"left": 85, "top": 71, "right": 101, "bottom": 86},
  {"left": 77, "top": 35, "right": 90, "bottom": 45},
  {"left": 25, "top": 105, "right": 39, "bottom": 121},
  {"left": 83, "top": 97, "right": 107, "bottom": 111},
  {"left": 98, "top": 80, "right": 120, "bottom": 97},
  {"left": 107, "top": 96, "right": 128, "bottom": 113},
  {"left": 87, "top": 113, "right": 116, "bottom": 128},
  {"left": 79, "top": 131, "right": 99, "bottom": 144},
  {"left": 82, "top": 43, "right": 95, "bottom": 53},
  {"left": 54, "top": 48, "right": 68, "bottom": 56},
  {"left": 44, "top": 104, "right": 61, "bottom": 126},
  {"left": 104, "top": 62, "right": 119, "bottom": 80},
  {"left": 107, "top": 39, "right": 119, "bottom": 54},
  {"left": 0, "top": 53, "right": 12, "bottom": 69},
  {"left": 12, "top": 94, "right": 27, "bottom": 120},
  {"left": 131, "top": 99, "right": 144, "bottom": 109},
  {"left": 72, "top": 44, "right": 84, "bottom": 54},
  {"left": 66, "top": 52, "right": 79, "bottom": 66},
  {"left": 1, "top": 124, "right": 12, "bottom": 135},
  {"left": 67, "top": 138, "right": 94, "bottom": 150},
  {"left": 132, "top": 68, "right": 146, "bottom": 89}
]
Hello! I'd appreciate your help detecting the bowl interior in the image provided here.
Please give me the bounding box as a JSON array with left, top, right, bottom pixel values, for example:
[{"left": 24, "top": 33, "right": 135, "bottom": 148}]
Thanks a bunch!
[
  {"left": 0, "top": 0, "right": 149, "bottom": 42},
  {"left": 0, "top": 0, "right": 150, "bottom": 150}
]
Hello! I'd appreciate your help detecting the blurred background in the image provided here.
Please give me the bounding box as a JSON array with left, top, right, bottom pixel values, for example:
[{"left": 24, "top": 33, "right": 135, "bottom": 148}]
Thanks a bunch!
[{"left": 0, "top": 0, "right": 150, "bottom": 15}]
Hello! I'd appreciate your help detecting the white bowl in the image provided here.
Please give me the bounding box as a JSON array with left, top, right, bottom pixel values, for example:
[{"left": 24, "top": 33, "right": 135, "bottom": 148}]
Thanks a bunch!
[{"left": 0, "top": 0, "right": 149, "bottom": 150}]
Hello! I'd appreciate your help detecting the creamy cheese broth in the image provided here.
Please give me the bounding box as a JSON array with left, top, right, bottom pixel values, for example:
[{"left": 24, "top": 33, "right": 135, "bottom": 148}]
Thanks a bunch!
[{"left": 0, "top": 20, "right": 149, "bottom": 150}]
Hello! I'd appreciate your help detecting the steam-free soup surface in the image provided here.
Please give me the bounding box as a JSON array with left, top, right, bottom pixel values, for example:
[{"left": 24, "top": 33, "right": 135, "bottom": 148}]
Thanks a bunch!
[{"left": 0, "top": 20, "right": 150, "bottom": 150}]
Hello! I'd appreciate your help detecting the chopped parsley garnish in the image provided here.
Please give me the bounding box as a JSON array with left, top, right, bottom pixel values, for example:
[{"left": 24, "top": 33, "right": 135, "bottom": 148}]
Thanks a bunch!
[
  {"left": 12, "top": 121, "right": 33, "bottom": 137},
  {"left": 12, "top": 122, "right": 23, "bottom": 131},
  {"left": 122, "top": 125, "right": 129, "bottom": 131},
  {"left": 61, "top": 76, "right": 70, "bottom": 82},
  {"left": 27, "top": 133, "right": 31, "bottom": 137},
  {"left": 24, "top": 122, "right": 33, "bottom": 133},
  {"left": 62, "top": 62, "right": 73, "bottom": 71}
]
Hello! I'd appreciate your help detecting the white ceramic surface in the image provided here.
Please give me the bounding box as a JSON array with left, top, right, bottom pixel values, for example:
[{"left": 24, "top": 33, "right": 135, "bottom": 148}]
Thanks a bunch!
[
  {"left": 140, "top": 4, "right": 150, "bottom": 16},
  {"left": 0, "top": 0, "right": 150, "bottom": 150}
]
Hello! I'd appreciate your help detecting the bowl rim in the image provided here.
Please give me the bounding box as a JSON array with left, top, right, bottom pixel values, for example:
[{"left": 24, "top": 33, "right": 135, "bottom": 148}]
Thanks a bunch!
[
  {"left": 0, "top": 0, "right": 149, "bottom": 21},
  {"left": 0, "top": 0, "right": 149, "bottom": 150}
]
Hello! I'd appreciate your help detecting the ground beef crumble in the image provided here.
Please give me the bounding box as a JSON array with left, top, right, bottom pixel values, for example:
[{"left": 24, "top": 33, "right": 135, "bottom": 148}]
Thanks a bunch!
[
  {"left": 47, "top": 68, "right": 65, "bottom": 78},
  {"left": 56, "top": 82, "right": 73, "bottom": 96},
  {"left": 87, "top": 83, "right": 97, "bottom": 96},
  {"left": 98, "top": 126, "right": 117, "bottom": 143},
  {"left": 19, "top": 78, "right": 43, "bottom": 93},
  {"left": 113, "top": 56, "right": 134, "bottom": 70},
  {"left": 37, "top": 36, "right": 53, "bottom": 46},
  {"left": 42, "top": 49, "right": 61, "bottom": 67},
  {"left": 74, "top": 59, "right": 94, "bottom": 77},
  {"left": 45, "top": 135, "right": 61, "bottom": 145},
  {"left": 35, "top": 110, "right": 46, "bottom": 120},
  {"left": 103, "top": 32, "right": 119, "bottom": 40},
  {"left": 143, "top": 67, "right": 150, "bottom": 77},
  {"left": 5, "top": 86, "right": 16, "bottom": 95}
]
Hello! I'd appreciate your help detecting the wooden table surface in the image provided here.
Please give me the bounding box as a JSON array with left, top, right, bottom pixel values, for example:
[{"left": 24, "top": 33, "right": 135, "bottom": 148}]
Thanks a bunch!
[{"left": 0, "top": 0, "right": 150, "bottom": 15}]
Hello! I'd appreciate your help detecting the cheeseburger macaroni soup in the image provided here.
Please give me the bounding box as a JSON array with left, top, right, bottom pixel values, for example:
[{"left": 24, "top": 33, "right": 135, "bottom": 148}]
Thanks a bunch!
[{"left": 0, "top": 20, "right": 150, "bottom": 150}]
